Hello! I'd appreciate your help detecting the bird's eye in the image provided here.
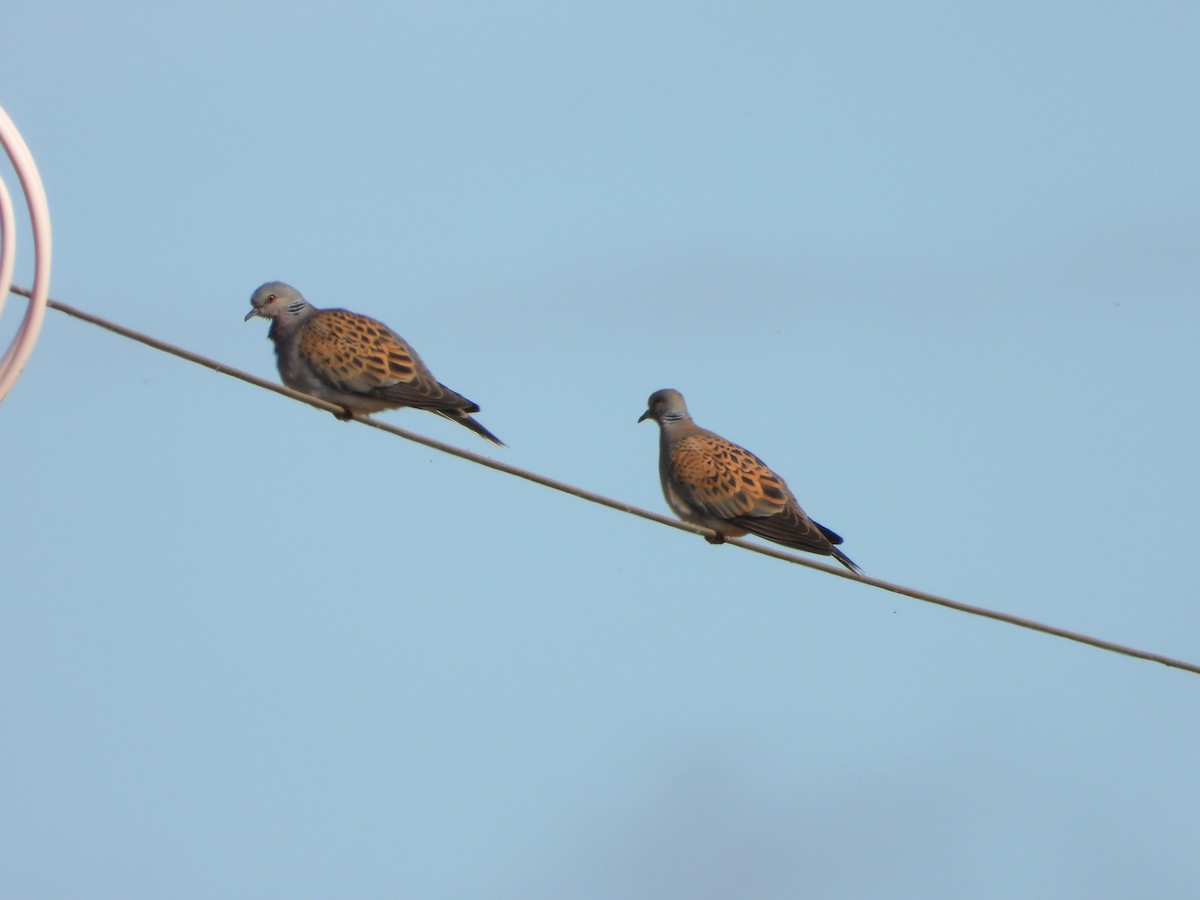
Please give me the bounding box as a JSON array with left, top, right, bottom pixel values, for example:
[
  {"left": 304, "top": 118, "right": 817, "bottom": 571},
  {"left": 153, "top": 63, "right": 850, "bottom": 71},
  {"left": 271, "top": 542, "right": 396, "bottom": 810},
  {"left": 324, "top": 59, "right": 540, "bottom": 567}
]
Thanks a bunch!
[{"left": 267, "top": 294, "right": 276, "bottom": 302}]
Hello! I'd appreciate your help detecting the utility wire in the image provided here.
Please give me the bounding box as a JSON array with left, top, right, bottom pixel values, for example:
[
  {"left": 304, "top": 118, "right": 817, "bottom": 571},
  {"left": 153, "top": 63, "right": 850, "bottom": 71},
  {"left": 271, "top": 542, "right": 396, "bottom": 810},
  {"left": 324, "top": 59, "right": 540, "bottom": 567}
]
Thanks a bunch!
[{"left": 12, "top": 284, "right": 1200, "bottom": 677}]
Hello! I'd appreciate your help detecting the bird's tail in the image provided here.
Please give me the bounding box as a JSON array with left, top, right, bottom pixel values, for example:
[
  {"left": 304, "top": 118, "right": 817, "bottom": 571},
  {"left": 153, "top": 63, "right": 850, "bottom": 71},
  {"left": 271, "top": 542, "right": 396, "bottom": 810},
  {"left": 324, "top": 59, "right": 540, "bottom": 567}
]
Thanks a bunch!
[
  {"left": 815, "top": 522, "right": 844, "bottom": 545},
  {"left": 831, "top": 547, "right": 863, "bottom": 576},
  {"left": 441, "top": 410, "right": 505, "bottom": 446}
]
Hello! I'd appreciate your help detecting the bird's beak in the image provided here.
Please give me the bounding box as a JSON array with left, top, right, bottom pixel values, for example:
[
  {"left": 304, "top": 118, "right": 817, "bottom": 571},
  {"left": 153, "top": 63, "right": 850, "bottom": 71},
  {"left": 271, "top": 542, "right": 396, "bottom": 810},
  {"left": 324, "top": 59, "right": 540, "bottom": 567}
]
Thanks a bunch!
[
  {"left": 637, "top": 410, "right": 651, "bottom": 423},
  {"left": 244, "top": 309, "right": 261, "bottom": 322}
]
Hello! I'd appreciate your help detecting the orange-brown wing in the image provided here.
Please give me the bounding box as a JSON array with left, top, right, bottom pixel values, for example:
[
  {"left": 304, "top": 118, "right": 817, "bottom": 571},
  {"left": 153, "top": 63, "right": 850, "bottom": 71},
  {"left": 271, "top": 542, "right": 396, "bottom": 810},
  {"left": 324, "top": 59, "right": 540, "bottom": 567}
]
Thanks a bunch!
[
  {"left": 299, "top": 309, "right": 476, "bottom": 411},
  {"left": 671, "top": 430, "right": 839, "bottom": 554},
  {"left": 668, "top": 432, "right": 791, "bottom": 520}
]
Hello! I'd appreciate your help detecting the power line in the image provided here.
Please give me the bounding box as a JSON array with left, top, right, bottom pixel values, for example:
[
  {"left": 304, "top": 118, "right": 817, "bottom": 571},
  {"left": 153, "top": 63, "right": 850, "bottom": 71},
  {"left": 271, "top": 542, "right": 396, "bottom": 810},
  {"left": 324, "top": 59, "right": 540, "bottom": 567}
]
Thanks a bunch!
[{"left": 12, "top": 284, "right": 1200, "bottom": 677}]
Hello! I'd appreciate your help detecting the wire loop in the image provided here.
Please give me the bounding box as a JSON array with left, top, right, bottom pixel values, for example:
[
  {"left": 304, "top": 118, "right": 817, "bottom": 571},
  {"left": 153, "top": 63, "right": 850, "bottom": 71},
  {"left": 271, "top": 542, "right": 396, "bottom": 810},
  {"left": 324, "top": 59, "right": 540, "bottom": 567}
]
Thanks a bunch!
[{"left": 0, "top": 106, "right": 53, "bottom": 405}]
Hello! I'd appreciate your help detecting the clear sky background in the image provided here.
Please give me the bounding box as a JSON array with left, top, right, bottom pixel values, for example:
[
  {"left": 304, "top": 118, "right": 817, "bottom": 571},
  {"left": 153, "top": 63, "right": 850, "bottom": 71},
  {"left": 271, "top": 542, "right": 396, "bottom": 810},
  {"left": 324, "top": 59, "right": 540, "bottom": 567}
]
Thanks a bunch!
[{"left": 3, "top": 2, "right": 1199, "bottom": 897}]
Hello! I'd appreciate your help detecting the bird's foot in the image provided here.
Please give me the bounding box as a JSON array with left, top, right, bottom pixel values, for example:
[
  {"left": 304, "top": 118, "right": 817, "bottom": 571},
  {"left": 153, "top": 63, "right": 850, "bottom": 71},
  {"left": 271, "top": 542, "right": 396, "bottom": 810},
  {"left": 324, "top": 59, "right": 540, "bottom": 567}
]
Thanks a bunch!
[
  {"left": 704, "top": 532, "right": 726, "bottom": 545},
  {"left": 333, "top": 406, "right": 356, "bottom": 421}
]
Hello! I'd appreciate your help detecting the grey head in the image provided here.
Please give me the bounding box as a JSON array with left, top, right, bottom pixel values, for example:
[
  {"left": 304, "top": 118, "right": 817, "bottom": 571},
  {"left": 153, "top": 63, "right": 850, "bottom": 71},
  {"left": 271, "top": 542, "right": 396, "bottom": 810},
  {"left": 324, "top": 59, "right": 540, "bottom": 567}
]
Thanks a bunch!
[
  {"left": 638, "top": 388, "right": 692, "bottom": 426},
  {"left": 244, "top": 281, "right": 314, "bottom": 324}
]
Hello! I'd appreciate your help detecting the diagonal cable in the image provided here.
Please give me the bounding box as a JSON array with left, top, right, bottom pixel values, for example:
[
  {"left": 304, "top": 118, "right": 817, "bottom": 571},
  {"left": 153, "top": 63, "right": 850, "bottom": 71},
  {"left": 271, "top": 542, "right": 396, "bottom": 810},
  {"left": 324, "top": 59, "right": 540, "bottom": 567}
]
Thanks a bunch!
[{"left": 11, "top": 284, "right": 1200, "bottom": 677}]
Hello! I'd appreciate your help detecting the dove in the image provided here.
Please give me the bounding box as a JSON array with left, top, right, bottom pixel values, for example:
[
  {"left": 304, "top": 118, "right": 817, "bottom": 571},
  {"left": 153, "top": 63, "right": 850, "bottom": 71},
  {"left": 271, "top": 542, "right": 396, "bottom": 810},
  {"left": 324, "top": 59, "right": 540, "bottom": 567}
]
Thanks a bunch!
[
  {"left": 245, "top": 281, "right": 503, "bottom": 445},
  {"left": 639, "top": 388, "right": 861, "bottom": 574}
]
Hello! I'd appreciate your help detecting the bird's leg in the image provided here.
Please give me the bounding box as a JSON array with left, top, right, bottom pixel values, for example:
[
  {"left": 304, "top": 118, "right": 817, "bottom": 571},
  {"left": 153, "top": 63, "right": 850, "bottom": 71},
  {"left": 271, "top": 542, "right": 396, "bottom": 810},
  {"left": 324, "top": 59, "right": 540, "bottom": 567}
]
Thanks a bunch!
[
  {"left": 704, "top": 532, "right": 726, "bottom": 545},
  {"left": 333, "top": 406, "right": 356, "bottom": 421}
]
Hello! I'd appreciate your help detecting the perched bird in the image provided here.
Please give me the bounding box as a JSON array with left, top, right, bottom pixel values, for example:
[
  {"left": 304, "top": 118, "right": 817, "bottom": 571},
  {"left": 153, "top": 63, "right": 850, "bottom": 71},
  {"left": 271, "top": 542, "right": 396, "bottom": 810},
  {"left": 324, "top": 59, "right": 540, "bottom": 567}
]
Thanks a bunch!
[
  {"left": 245, "top": 281, "right": 502, "bottom": 445},
  {"left": 639, "top": 388, "right": 861, "bottom": 574}
]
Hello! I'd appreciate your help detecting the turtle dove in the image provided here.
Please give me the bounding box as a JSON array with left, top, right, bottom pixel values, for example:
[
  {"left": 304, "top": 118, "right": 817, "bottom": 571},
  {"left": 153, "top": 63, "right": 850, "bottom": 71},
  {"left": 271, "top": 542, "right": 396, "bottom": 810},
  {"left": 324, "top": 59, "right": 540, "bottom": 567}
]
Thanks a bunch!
[
  {"left": 245, "top": 281, "right": 503, "bottom": 445},
  {"left": 639, "top": 388, "right": 860, "bottom": 573}
]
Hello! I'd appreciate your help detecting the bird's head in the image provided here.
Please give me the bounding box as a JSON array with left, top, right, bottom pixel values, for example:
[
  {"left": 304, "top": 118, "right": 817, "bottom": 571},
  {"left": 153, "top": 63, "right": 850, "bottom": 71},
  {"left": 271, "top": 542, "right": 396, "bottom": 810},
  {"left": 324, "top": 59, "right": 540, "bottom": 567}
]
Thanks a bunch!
[
  {"left": 244, "top": 281, "right": 309, "bottom": 323},
  {"left": 639, "top": 388, "right": 690, "bottom": 425}
]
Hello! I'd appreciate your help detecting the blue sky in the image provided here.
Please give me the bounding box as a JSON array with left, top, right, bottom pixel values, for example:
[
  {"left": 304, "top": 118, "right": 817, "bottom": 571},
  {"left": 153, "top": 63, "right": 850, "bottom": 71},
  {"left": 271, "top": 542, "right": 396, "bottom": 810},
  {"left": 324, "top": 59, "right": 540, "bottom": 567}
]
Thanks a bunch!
[{"left": 4, "top": 2, "right": 1199, "bottom": 897}]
